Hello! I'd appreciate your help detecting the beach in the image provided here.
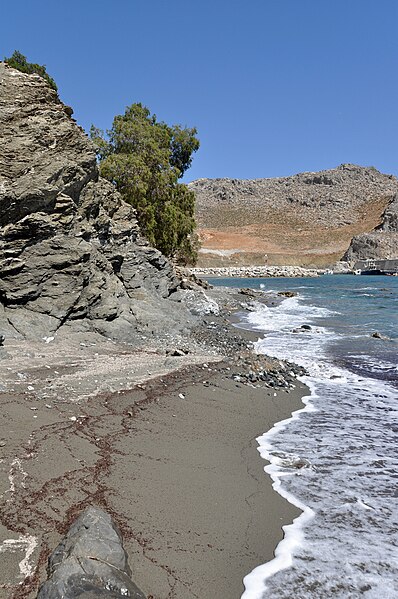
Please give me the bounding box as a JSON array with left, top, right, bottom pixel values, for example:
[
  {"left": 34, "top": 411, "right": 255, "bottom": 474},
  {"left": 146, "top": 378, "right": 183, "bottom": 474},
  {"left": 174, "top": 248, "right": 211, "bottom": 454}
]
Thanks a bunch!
[{"left": 0, "top": 326, "right": 305, "bottom": 599}]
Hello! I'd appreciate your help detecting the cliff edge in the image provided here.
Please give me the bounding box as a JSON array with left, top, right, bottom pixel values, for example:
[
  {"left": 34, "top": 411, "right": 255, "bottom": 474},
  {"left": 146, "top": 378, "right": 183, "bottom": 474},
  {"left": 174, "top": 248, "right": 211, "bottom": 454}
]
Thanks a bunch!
[
  {"left": 343, "top": 193, "right": 398, "bottom": 261},
  {"left": 0, "top": 63, "right": 193, "bottom": 342}
]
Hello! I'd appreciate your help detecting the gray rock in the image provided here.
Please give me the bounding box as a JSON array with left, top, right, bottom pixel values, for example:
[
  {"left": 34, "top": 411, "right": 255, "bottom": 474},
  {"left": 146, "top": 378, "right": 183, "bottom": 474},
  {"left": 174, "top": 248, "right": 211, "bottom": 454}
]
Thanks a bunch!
[
  {"left": 0, "top": 63, "right": 196, "bottom": 341},
  {"left": 37, "top": 507, "right": 146, "bottom": 599},
  {"left": 343, "top": 194, "right": 398, "bottom": 261}
]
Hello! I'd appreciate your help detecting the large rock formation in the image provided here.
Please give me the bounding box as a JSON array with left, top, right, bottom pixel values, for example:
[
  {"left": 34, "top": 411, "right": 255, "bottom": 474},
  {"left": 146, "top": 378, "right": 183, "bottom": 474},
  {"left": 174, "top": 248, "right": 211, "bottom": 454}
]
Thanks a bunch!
[
  {"left": 37, "top": 507, "right": 146, "bottom": 598},
  {"left": 189, "top": 165, "right": 398, "bottom": 267},
  {"left": 0, "top": 63, "right": 192, "bottom": 341},
  {"left": 343, "top": 194, "right": 398, "bottom": 261}
]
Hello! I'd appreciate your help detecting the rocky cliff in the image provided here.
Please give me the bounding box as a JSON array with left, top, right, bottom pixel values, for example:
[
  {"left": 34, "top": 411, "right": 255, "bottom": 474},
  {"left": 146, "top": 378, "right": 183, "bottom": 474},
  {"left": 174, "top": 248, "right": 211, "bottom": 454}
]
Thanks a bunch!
[
  {"left": 343, "top": 194, "right": 398, "bottom": 261},
  {"left": 189, "top": 165, "right": 398, "bottom": 267},
  {"left": 0, "top": 63, "right": 193, "bottom": 341}
]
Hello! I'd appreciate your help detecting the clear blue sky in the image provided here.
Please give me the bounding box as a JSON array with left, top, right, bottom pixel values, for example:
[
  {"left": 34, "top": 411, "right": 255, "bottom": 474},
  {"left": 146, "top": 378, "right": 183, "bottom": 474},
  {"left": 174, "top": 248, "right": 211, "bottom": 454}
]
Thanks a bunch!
[{"left": 3, "top": 0, "right": 397, "bottom": 181}]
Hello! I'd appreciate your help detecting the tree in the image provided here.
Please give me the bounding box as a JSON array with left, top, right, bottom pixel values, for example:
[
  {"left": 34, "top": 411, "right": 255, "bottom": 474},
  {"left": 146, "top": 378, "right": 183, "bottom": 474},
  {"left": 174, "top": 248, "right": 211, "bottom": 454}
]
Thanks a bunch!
[
  {"left": 4, "top": 50, "right": 57, "bottom": 91},
  {"left": 91, "top": 103, "right": 199, "bottom": 263}
]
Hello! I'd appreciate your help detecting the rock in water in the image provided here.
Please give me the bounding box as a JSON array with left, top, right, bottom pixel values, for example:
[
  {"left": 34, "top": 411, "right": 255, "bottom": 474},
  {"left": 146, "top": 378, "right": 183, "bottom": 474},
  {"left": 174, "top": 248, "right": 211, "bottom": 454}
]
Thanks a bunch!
[
  {"left": 0, "top": 62, "right": 193, "bottom": 341},
  {"left": 37, "top": 507, "right": 146, "bottom": 599}
]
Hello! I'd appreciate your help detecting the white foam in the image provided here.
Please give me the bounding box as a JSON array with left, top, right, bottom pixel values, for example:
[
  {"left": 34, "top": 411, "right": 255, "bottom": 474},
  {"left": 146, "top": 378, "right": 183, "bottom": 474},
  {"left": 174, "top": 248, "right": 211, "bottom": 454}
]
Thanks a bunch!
[
  {"left": 241, "top": 292, "right": 398, "bottom": 598},
  {"left": 242, "top": 388, "right": 315, "bottom": 598}
]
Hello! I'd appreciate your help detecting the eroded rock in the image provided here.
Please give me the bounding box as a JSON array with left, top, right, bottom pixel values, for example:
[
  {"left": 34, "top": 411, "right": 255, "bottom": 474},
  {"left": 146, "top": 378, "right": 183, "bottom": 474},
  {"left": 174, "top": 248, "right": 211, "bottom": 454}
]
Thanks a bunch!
[
  {"left": 37, "top": 507, "right": 146, "bottom": 599},
  {"left": 0, "top": 63, "right": 193, "bottom": 341}
]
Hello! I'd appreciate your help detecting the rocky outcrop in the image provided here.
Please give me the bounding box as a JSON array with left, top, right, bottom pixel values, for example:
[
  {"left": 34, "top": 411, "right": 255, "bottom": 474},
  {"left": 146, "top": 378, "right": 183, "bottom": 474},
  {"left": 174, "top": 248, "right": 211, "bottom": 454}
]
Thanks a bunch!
[
  {"left": 376, "top": 194, "right": 398, "bottom": 232},
  {"left": 343, "top": 194, "right": 398, "bottom": 261},
  {"left": 0, "top": 63, "right": 192, "bottom": 341},
  {"left": 189, "top": 165, "right": 398, "bottom": 267},
  {"left": 37, "top": 507, "right": 146, "bottom": 598}
]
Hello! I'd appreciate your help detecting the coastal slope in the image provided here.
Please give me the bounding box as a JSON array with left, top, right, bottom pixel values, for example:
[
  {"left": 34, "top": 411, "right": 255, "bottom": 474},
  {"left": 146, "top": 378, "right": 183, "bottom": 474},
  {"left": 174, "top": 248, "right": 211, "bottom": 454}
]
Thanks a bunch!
[{"left": 189, "top": 165, "right": 398, "bottom": 267}]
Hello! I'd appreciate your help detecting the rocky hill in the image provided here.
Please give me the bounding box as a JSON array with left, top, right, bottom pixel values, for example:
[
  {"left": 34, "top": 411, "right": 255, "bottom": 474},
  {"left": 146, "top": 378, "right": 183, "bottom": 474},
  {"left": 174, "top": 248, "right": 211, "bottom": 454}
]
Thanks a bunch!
[
  {"left": 189, "top": 165, "right": 398, "bottom": 267},
  {"left": 0, "top": 62, "right": 194, "bottom": 341}
]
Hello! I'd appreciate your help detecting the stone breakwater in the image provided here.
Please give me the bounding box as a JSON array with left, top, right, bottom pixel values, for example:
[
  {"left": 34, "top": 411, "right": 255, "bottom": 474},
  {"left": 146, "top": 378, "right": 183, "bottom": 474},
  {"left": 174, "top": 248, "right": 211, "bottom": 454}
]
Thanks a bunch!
[{"left": 188, "top": 265, "right": 325, "bottom": 278}]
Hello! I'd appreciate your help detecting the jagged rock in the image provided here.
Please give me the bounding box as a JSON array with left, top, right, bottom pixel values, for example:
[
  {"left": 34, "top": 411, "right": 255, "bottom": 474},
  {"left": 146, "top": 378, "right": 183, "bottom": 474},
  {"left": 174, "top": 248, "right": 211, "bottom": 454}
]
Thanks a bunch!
[
  {"left": 36, "top": 507, "right": 146, "bottom": 599},
  {"left": 377, "top": 194, "right": 398, "bottom": 232},
  {"left": 0, "top": 63, "right": 194, "bottom": 341},
  {"left": 343, "top": 194, "right": 398, "bottom": 261},
  {"left": 239, "top": 288, "right": 258, "bottom": 297},
  {"left": 371, "top": 331, "right": 390, "bottom": 341},
  {"left": 277, "top": 291, "right": 297, "bottom": 298}
]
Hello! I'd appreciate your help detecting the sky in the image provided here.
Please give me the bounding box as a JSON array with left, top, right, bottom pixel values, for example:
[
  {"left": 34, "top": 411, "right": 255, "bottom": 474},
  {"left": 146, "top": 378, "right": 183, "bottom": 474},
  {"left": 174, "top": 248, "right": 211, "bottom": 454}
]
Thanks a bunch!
[{"left": 2, "top": 0, "right": 397, "bottom": 181}]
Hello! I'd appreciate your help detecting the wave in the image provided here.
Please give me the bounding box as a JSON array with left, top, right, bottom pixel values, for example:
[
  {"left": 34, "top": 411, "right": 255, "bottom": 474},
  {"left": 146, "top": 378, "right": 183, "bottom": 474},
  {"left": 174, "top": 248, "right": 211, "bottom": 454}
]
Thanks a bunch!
[
  {"left": 241, "top": 386, "right": 315, "bottom": 599},
  {"left": 240, "top": 293, "right": 398, "bottom": 598}
]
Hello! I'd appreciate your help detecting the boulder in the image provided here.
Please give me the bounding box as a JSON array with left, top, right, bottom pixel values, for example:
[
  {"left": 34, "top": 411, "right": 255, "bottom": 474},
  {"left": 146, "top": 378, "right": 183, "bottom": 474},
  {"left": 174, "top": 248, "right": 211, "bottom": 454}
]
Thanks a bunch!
[{"left": 37, "top": 507, "right": 146, "bottom": 599}]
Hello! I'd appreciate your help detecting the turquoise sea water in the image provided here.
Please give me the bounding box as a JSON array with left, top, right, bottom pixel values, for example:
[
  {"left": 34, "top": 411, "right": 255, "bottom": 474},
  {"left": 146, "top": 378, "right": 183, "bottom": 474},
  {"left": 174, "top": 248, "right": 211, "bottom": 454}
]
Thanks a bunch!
[{"left": 209, "top": 275, "right": 398, "bottom": 599}]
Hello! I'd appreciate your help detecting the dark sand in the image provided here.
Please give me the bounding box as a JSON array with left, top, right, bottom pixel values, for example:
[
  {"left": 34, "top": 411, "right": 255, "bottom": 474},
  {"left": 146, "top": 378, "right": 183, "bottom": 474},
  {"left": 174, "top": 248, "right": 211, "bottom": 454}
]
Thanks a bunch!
[
  {"left": 112, "top": 366, "right": 305, "bottom": 599},
  {"left": 0, "top": 339, "right": 305, "bottom": 599}
]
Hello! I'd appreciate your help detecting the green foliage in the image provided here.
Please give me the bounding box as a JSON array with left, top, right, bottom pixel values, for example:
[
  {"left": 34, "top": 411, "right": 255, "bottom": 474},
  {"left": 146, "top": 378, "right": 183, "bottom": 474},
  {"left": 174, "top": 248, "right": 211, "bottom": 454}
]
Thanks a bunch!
[
  {"left": 91, "top": 103, "right": 199, "bottom": 263},
  {"left": 4, "top": 50, "right": 57, "bottom": 91}
]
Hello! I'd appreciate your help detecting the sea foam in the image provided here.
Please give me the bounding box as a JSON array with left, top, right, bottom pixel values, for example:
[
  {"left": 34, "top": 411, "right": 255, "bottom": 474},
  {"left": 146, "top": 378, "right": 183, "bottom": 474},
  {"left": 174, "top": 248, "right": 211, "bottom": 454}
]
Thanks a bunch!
[{"left": 240, "top": 289, "right": 398, "bottom": 599}]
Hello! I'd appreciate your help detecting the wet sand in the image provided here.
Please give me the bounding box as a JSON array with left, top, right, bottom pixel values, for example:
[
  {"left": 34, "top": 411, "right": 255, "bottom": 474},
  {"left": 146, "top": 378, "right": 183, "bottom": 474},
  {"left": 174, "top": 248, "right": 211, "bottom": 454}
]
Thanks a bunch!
[{"left": 0, "top": 338, "right": 305, "bottom": 599}]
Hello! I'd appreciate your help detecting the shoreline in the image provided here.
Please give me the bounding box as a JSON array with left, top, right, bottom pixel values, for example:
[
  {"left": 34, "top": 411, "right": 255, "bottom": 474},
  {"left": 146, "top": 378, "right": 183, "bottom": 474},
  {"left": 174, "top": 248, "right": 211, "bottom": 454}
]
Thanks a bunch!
[
  {"left": 108, "top": 362, "right": 306, "bottom": 599},
  {"left": 0, "top": 293, "right": 308, "bottom": 598}
]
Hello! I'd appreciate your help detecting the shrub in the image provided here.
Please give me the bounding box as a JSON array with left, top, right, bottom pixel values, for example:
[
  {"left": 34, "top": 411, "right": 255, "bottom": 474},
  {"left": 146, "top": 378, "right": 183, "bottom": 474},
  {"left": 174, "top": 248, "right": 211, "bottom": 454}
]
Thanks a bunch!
[{"left": 4, "top": 50, "right": 57, "bottom": 91}]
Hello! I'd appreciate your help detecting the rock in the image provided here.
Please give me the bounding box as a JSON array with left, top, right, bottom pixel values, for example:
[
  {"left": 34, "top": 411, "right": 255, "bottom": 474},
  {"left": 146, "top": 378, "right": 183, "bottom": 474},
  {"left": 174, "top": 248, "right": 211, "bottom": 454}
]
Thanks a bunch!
[
  {"left": 166, "top": 348, "right": 188, "bottom": 356},
  {"left": 300, "top": 324, "right": 312, "bottom": 330},
  {"left": 343, "top": 194, "right": 398, "bottom": 261},
  {"left": 277, "top": 291, "right": 297, "bottom": 298},
  {"left": 36, "top": 506, "right": 146, "bottom": 599},
  {"left": 189, "top": 265, "right": 324, "bottom": 278},
  {"left": 0, "top": 63, "right": 196, "bottom": 341},
  {"left": 239, "top": 288, "right": 258, "bottom": 297},
  {"left": 0, "top": 334, "right": 4, "bottom": 346},
  {"left": 371, "top": 331, "right": 389, "bottom": 340}
]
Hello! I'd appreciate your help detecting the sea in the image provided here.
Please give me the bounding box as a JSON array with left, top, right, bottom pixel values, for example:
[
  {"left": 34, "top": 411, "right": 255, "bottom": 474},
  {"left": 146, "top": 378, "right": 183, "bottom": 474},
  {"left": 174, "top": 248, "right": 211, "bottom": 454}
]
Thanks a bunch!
[{"left": 208, "top": 274, "right": 398, "bottom": 599}]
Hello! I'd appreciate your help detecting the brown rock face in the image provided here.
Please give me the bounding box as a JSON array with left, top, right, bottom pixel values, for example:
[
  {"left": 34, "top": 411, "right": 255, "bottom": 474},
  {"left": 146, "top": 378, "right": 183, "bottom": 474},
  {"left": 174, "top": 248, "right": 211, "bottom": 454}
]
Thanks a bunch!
[
  {"left": 189, "top": 165, "right": 398, "bottom": 267},
  {"left": 0, "top": 63, "right": 191, "bottom": 341}
]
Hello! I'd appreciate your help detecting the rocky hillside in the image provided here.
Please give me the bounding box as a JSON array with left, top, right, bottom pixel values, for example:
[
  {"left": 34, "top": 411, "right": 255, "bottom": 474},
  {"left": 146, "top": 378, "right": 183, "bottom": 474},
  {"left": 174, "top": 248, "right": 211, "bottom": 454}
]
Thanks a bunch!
[
  {"left": 343, "top": 193, "right": 398, "bottom": 261},
  {"left": 0, "top": 63, "right": 194, "bottom": 341},
  {"left": 189, "top": 165, "right": 398, "bottom": 267}
]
